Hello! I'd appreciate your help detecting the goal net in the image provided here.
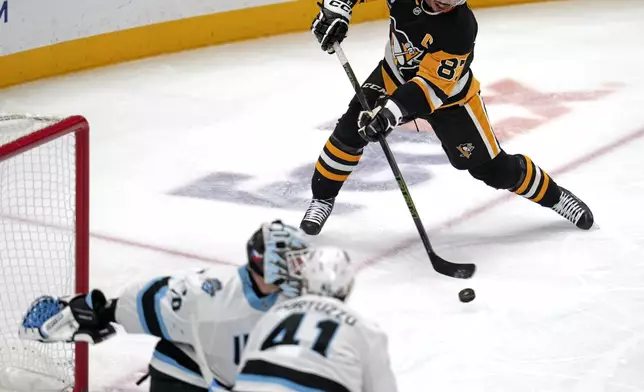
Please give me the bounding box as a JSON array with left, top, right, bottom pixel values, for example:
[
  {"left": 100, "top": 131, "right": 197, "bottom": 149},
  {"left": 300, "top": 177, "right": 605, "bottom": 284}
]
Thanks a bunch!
[{"left": 0, "top": 115, "right": 89, "bottom": 392}]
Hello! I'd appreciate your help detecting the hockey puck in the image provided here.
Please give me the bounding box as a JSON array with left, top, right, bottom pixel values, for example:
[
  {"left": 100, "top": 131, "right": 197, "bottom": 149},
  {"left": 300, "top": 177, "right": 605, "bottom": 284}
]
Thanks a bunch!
[{"left": 459, "top": 288, "right": 476, "bottom": 303}]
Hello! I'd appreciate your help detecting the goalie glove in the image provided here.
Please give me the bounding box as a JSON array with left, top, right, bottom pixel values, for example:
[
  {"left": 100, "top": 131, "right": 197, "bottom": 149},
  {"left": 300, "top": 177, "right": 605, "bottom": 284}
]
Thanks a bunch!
[
  {"left": 20, "top": 290, "right": 117, "bottom": 344},
  {"left": 311, "top": 0, "right": 353, "bottom": 53}
]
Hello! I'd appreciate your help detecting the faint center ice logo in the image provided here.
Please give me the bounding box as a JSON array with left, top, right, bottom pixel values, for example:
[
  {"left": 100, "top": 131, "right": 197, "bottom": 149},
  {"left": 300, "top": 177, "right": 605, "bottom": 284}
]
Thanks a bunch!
[
  {"left": 170, "top": 122, "right": 448, "bottom": 214},
  {"left": 170, "top": 79, "right": 617, "bottom": 214}
]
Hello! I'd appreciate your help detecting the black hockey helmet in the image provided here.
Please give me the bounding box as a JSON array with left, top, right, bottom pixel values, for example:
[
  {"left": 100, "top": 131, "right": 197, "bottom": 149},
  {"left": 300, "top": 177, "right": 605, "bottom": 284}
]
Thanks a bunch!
[{"left": 246, "top": 227, "right": 266, "bottom": 277}]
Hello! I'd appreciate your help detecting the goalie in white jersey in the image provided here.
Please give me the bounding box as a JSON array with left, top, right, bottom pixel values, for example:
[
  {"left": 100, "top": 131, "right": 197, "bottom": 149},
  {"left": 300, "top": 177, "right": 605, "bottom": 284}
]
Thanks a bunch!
[
  {"left": 19, "top": 220, "right": 309, "bottom": 392},
  {"left": 234, "top": 247, "right": 398, "bottom": 392}
]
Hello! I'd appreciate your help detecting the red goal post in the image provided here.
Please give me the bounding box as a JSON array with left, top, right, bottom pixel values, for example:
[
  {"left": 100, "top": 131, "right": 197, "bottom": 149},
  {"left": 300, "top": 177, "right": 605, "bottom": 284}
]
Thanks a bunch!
[{"left": 0, "top": 115, "right": 89, "bottom": 392}]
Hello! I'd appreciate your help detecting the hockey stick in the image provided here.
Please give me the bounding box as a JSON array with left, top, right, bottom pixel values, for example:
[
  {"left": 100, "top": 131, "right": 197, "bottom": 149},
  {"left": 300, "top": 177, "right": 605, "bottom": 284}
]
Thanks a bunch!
[{"left": 331, "top": 42, "right": 475, "bottom": 279}]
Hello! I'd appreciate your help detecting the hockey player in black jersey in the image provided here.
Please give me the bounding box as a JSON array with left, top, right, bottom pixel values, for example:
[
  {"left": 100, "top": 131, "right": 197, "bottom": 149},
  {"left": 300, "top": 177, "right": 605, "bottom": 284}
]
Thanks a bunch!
[{"left": 301, "top": 0, "right": 594, "bottom": 235}]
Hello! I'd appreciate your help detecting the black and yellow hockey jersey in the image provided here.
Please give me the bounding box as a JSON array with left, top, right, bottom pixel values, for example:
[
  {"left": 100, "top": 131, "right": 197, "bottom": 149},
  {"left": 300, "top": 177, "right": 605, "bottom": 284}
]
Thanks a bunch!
[{"left": 377, "top": 0, "right": 481, "bottom": 117}]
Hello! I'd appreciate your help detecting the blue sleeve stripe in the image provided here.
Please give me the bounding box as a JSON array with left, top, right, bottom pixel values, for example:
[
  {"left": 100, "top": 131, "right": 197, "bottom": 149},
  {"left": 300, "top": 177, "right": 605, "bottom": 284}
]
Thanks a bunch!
[
  {"left": 237, "top": 267, "right": 279, "bottom": 312},
  {"left": 154, "top": 286, "right": 171, "bottom": 340},
  {"left": 136, "top": 277, "right": 166, "bottom": 335}
]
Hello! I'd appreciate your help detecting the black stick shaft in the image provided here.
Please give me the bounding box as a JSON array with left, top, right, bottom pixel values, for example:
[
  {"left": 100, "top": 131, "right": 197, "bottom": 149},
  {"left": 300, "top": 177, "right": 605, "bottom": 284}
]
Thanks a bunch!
[{"left": 331, "top": 42, "right": 475, "bottom": 279}]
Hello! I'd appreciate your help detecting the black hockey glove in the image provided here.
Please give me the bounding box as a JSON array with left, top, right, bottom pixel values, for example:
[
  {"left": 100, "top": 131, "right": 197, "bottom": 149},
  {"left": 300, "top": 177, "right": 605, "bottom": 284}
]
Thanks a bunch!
[
  {"left": 358, "top": 99, "right": 405, "bottom": 142},
  {"left": 311, "top": 0, "right": 353, "bottom": 53},
  {"left": 20, "top": 290, "right": 117, "bottom": 344}
]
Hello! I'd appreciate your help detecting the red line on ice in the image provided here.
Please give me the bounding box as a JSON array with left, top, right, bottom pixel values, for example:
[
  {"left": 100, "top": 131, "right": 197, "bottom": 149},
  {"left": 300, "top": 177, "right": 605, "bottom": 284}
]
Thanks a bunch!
[
  {"left": 90, "top": 232, "right": 238, "bottom": 266},
  {"left": 0, "top": 214, "right": 236, "bottom": 266}
]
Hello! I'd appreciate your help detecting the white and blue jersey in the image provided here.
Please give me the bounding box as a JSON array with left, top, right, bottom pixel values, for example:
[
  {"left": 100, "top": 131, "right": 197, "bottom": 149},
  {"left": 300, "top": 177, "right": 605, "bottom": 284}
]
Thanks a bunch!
[
  {"left": 114, "top": 266, "right": 283, "bottom": 390},
  {"left": 234, "top": 295, "right": 398, "bottom": 392}
]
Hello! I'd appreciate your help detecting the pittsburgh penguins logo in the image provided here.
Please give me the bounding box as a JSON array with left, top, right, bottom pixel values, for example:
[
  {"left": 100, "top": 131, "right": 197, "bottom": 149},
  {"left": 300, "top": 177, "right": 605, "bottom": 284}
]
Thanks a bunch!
[
  {"left": 457, "top": 143, "right": 475, "bottom": 159},
  {"left": 390, "top": 17, "right": 423, "bottom": 70}
]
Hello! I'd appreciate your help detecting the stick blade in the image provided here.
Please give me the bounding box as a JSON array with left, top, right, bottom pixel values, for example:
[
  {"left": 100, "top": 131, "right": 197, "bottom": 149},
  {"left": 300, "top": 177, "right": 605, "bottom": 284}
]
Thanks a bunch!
[{"left": 429, "top": 253, "right": 476, "bottom": 279}]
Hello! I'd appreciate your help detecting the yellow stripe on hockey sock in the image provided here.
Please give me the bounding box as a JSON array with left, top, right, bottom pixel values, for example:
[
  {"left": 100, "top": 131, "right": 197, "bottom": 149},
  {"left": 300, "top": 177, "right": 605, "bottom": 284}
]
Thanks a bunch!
[
  {"left": 316, "top": 161, "right": 349, "bottom": 182},
  {"left": 531, "top": 172, "right": 550, "bottom": 203},
  {"left": 514, "top": 156, "right": 533, "bottom": 195},
  {"left": 325, "top": 140, "right": 361, "bottom": 163}
]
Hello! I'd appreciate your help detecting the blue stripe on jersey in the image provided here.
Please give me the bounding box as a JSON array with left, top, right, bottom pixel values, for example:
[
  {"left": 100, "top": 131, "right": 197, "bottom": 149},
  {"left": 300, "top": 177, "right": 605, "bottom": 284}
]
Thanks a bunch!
[
  {"left": 236, "top": 374, "right": 326, "bottom": 392},
  {"left": 154, "top": 285, "right": 171, "bottom": 340},
  {"left": 208, "top": 379, "right": 223, "bottom": 391},
  {"left": 137, "top": 277, "right": 164, "bottom": 334},
  {"left": 152, "top": 350, "right": 202, "bottom": 377},
  {"left": 237, "top": 267, "right": 279, "bottom": 312}
]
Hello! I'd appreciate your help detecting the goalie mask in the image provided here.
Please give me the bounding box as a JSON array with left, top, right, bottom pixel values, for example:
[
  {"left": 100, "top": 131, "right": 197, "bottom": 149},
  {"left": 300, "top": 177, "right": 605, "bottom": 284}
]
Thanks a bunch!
[{"left": 246, "top": 220, "right": 309, "bottom": 297}]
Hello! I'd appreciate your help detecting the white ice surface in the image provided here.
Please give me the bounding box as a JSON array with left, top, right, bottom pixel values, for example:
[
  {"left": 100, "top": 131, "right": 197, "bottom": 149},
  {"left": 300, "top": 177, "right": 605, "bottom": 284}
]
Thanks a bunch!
[{"left": 2, "top": 0, "right": 644, "bottom": 390}]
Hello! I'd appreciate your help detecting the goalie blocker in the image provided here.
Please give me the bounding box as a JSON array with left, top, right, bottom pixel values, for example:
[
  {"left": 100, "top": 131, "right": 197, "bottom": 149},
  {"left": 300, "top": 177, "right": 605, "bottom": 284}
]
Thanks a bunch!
[{"left": 20, "top": 220, "right": 309, "bottom": 392}]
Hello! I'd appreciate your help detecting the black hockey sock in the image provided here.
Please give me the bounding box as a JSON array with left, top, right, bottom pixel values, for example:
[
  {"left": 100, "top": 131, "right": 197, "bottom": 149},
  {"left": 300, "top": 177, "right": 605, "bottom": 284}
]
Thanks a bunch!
[
  {"left": 311, "top": 135, "right": 363, "bottom": 199},
  {"left": 510, "top": 154, "right": 561, "bottom": 207}
]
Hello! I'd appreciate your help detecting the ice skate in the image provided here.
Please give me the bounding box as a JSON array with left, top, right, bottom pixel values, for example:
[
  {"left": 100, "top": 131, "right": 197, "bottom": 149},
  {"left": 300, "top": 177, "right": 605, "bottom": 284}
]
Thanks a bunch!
[
  {"left": 300, "top": 198, "right": 335, "bottom": 235},
  {"left": 551, "top": 187, "right": 594, "bottom": 230}
]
